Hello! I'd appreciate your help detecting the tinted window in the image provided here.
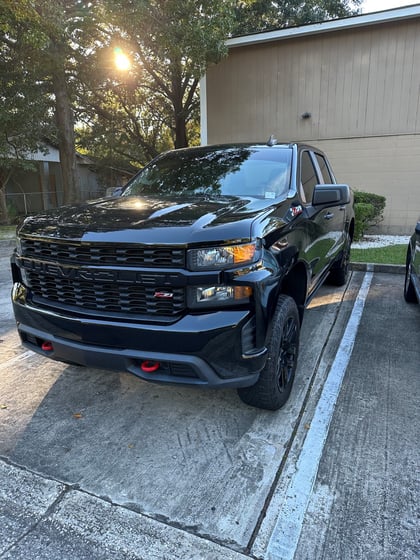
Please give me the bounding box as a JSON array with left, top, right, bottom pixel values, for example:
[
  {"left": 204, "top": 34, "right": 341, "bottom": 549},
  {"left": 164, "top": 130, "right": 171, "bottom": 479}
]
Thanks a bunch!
[
  {"left": 315, "top": 153, "right": 334, "bottom": 184},
  {"left": 300, "top": 151, "right": 318, "bottom": 203},
  {"left": 123, "top": 147, "right": 292, "bottom": 200}
]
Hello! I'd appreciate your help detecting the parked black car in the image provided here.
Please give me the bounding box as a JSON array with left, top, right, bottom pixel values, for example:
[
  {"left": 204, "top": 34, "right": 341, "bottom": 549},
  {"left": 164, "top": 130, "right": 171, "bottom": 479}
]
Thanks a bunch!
[
  {"left": 11, "top": 140, "right": 354, "bottom": 410},
  {"left": 404, "top": 221, "right": 420, "bottom": 304}
]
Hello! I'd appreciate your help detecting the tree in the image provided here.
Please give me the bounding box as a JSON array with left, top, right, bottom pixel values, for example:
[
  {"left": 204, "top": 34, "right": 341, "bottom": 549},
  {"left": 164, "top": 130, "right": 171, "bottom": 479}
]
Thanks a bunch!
[
  {"left": 0, "top": 1, "right": 53, "bottom": 222},
  {"left": 79, "top": 0, "right": 362, "bottom": 169},
  {"left": 28, "top": 0, "right": 102, "bottom": 204},
  {"left": 104, "top": 0, "right": 236, "bottom": 149},
  {"left": 75, "top": 44, "right": 174, "bottom": 176},
  {"left": 1, "top": 0, "right": 101, "bottom": 208},
  {"left": 234, "top": 0, "right": 362, "bottom": 35},
  {"left": 1, "top": 0, "right": 364, "bottom": 214}
]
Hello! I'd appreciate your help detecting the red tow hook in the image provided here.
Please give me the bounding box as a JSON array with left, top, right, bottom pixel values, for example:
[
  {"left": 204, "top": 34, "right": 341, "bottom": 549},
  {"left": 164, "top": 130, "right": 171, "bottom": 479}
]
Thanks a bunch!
[
  {"left": 41, "top": 341, "right": 54, "bottom": 352},
  {"left": 140, "top": 360, "right": 160, "bottom": 373}
]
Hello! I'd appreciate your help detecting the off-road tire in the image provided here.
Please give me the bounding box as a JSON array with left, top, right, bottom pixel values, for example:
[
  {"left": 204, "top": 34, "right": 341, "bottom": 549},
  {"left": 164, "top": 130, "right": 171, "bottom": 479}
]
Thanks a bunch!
[
  {"left": 404, "top": 249, "right": 417, "bottom": 303},
  {"left": 238, "top": 295, "right": 300, "bottom": 411},
  {"left": 328, "top": 234, "right": 351, "bottom": 286}
]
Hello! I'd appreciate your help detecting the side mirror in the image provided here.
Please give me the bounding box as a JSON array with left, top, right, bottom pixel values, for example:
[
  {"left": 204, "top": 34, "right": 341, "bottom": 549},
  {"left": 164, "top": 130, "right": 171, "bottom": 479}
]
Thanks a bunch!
[
  {"left": 312, "top": 184, "right": 350, "bottom": 207},
  {"left": 415, "top": 221, "right": 420, "bottom": 234}
]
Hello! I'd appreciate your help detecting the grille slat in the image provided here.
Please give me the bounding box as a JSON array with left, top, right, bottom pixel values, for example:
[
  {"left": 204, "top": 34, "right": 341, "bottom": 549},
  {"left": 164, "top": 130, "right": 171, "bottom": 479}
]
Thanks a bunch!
[
  {"left": 21, "top": 239, "right": 185, "bottom": 268},
  {"left": 27, "top": 271, "right": 185, "bottom": 316},
  {"left": 21, "top": 238, "right": 186, "bottom": 317}
]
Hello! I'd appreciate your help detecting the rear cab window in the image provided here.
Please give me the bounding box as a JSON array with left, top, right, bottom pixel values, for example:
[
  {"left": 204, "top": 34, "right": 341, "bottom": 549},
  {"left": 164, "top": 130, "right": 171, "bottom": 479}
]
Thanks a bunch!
[
  {"left": 314, "top": 153, "right": 335, "bottom": 184},
  {"left": 299, "top": 150, "right": 336, "bottom": 204},
  {"left": 299, "top": 151, "right": 318, "bottom": 204}
]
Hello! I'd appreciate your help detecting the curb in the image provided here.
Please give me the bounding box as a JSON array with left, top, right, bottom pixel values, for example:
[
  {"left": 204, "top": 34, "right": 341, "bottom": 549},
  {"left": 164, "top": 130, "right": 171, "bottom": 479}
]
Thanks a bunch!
[{"left": 350, "top": 262, "right": 405, "bottom": 275}]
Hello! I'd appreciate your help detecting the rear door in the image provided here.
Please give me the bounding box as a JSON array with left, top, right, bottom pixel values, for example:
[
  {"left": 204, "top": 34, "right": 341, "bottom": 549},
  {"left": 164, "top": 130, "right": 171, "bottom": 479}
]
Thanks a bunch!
[
  {"left": 313, "top": 151, "right": 346, "bottom": 258},
  {"left": 298, "top": 149, "right": 345, "bottom": 292}
]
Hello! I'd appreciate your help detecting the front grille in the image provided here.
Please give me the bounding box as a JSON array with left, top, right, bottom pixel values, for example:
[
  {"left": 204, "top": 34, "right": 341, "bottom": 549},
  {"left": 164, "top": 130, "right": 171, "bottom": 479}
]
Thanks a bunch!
[
  {"left": 26, "top": 271, "right": 185, "bottom": 316},
  {"left": 19, "top": 237, "right": 187, "bottom": 317},
  {"left": 20, "top": 238, "right": 185, "bottom": 268}
]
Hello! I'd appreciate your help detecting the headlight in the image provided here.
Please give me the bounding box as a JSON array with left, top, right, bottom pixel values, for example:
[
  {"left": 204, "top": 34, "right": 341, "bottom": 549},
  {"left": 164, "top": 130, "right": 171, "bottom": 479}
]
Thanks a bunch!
[
  {"left": 188, "top": 285, "right": 252, "bottom": 308},
  {"left": 188, "top": 241, "right": 259, "bottom": 271}
]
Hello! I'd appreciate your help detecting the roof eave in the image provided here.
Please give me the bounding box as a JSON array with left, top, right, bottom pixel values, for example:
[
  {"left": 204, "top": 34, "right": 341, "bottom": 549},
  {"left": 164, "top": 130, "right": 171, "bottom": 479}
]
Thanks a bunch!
[{"left": 226, "top": 5, "right": 420, "bottom": 48}]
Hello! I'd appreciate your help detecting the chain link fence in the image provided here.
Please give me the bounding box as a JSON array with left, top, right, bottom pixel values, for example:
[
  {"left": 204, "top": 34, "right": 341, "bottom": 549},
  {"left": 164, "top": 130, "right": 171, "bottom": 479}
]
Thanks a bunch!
[{"left": 5, "top": 190, "right": 104, "bottom": 220}]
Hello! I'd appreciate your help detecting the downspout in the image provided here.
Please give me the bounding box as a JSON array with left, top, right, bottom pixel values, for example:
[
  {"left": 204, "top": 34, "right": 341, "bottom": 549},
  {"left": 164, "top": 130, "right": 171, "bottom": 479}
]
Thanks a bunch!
[{"left": 200, "top": 74, "right": 208, "bottom": 146}]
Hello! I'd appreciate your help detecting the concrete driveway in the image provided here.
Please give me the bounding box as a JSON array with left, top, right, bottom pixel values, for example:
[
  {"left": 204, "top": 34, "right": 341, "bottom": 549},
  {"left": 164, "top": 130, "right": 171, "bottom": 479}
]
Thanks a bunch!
[{"left": 0, "top": 244, "right": 418, "bottom": 559}]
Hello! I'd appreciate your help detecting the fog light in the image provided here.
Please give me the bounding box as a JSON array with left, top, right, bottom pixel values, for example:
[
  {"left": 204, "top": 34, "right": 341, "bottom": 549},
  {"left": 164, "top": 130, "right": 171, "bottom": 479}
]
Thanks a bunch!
[
  {"left": 197, "top": 286, "right": 234, "bottom": 303},
  {"left": 189, "top": 285, "right": 252, "bottom": 308}
]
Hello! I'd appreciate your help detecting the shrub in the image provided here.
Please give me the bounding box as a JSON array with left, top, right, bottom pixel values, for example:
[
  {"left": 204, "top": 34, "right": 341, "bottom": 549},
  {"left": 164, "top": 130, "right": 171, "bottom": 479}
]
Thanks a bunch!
[{"left": 353, "top": 191, "right": 386, "bottom": 241}]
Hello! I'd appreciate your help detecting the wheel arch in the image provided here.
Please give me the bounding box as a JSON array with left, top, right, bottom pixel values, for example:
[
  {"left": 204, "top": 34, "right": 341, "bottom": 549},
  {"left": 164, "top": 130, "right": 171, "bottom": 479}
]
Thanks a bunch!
[
  {"left": 279, "top": 261, "right": 308, "bottom": 324},
  {"left": 348, "top": 217, "right": 355, "bottom": 243}
]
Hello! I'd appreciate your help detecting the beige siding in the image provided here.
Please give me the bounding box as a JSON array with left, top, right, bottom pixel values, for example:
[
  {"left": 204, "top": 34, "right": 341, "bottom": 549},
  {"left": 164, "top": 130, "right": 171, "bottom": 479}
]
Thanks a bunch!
[
  {"left": 207, "top": 19, "right": 420, "bottom": 143},
  {"left": 303, "top": 135, "right": 420, "bottom": 234},
  {"left": 206, "top": 17, "right": 420, "bottom": 233}
]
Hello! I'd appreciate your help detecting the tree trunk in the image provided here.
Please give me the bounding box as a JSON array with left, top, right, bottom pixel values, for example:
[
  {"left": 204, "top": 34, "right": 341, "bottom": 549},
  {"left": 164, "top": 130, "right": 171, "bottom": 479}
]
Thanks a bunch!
[
  {"left": 171, "top": 61, "right": 189, "bottom": 149},
  {"left": 174, "top": 113, "right": 188, "bottom": 149},
  {"left": 0, "top": 188, "right": 9, "bottom": 225},
  {"left": 52, "top": 53, "right": 79, "bottom": 205},
  {"left": 0, "top": 169, "right": 13, "bottom": 224}
]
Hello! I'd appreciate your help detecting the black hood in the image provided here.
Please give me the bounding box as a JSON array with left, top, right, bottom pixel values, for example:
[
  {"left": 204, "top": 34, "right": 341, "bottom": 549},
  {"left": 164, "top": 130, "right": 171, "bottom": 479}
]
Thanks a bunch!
[{"left": 17, "top": 195, "right": 285, "bottom": 245}]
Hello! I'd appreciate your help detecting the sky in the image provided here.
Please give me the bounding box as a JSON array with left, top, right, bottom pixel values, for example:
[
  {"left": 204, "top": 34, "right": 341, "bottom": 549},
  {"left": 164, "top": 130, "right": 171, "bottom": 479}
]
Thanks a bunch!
[{"left": 360, "top": 0, "right": 419, "bottom": 13}]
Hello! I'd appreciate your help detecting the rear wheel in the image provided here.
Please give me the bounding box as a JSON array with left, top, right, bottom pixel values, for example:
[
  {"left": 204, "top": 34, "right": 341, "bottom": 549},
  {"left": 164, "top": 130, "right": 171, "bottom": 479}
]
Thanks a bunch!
[
  {"left": 238, "top": 295, "right": 300, "bottom": 411},
  {"left": 328, "top": 235, "right": 351, "bottom": 286},
  {"left": 404, "top": 249, "right": 417, "bottom": 303}
]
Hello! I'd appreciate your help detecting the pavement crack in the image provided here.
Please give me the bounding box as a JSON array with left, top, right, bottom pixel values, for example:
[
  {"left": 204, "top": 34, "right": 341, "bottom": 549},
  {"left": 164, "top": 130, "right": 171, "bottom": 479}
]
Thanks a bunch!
[
  {"left": 0, "top": 460, "right": 71, "bottom": 558},
  {"left": 0, "top": 456, "right": 254, "bottom": 558}
]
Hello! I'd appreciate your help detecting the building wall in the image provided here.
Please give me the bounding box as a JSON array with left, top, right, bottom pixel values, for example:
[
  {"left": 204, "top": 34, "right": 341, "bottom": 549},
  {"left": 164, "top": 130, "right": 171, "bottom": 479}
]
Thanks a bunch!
[
  {"left": 205, "top": 17, "right": 420, "bottom": 233},
  {"left": 308, "top": 135, "right": 420, "bottom": 234},
  {"left": 78, "top": 165, "right": 105, "bottom": 199}
]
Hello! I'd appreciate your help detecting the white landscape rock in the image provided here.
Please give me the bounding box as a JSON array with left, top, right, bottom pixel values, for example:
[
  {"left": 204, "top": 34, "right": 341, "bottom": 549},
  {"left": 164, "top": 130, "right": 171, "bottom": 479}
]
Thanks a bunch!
[{"left": 352, "top": 235, "right": 410, "bottom": 249}]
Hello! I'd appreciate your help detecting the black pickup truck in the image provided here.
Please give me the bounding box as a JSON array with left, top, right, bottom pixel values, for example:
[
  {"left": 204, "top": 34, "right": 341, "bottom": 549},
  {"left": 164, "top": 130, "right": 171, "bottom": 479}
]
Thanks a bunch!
[{"left": 11, "top": 140, "right": 354, "bottom": 410}]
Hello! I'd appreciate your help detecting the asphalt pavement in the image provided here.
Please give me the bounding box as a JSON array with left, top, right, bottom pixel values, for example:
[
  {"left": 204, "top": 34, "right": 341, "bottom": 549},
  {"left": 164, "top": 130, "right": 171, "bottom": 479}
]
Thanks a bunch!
[{"left": 0, "top": 242, "right": 418, "bottom": 560}]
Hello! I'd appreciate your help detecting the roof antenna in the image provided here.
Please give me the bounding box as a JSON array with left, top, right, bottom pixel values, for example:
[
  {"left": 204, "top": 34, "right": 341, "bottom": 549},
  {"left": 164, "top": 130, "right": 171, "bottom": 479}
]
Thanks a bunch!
[{"left": 267, "top": 134, "right": 277, "bottom": 146}]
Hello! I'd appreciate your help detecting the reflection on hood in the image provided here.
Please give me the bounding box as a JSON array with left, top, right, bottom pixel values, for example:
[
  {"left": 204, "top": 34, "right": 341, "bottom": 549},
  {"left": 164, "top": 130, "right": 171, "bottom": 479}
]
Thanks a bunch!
[{"left": 18, "top": 193, "right": 289, "bottom": 245}]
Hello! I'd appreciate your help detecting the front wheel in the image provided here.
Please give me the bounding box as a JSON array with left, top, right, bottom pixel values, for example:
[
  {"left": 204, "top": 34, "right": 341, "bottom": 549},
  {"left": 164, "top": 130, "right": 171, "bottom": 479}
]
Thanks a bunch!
[{"left": 238, "top": 295, "right": 300, "bottom": 411}]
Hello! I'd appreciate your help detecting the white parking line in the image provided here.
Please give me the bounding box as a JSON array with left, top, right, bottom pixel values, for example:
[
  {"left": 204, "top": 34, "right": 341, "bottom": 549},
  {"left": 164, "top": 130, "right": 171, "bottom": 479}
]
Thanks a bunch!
[
  {"left": 266, "top": 271, "right": 373, "bottom": 560},
  {"left": 0, "top": 350, "right": 35, "bottom": 372}
]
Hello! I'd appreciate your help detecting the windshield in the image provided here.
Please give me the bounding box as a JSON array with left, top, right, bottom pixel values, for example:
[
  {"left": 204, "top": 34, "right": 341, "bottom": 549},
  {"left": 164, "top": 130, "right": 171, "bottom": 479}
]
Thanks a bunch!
[{"left": 123, "top": 146, "right": 292, "bottom": 200}]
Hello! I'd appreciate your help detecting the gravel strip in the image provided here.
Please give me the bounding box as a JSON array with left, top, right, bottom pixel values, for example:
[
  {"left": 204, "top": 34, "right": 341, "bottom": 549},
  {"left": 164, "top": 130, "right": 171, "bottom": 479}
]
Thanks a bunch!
[{"left": 352, "top": 235, "right": 410, "bottom": 249}]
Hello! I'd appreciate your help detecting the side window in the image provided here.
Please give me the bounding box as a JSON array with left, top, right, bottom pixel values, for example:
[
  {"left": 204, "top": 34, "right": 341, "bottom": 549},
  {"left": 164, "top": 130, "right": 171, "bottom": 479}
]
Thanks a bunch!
[
  {"left": 314, "top": 153, "right": 334, "bottom": 184},
  {"left": 300, "top": 151, "right": 318, "bottom": 204}
]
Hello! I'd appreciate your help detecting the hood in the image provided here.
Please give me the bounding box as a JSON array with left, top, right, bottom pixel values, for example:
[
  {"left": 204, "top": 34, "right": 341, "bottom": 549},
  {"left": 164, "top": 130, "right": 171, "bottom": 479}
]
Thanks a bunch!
[{"left": 17, "top": 195, "right": 284, "bottom": 245}]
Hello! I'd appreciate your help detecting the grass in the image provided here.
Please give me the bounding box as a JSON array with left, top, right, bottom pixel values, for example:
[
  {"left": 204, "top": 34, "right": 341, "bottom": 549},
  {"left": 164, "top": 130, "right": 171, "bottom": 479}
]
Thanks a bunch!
[
  {"left": 0, "top": 225, "right": 16, "bottom": 240},
  {"left": 351, "top": 244, "right": 407, "bottom": 265}
]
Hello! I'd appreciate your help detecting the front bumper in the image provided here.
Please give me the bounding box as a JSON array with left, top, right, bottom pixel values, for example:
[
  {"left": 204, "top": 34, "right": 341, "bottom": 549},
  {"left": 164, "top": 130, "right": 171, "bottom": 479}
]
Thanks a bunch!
[{"left": 12, "top": 286, "right": 267, "bottom": 388}]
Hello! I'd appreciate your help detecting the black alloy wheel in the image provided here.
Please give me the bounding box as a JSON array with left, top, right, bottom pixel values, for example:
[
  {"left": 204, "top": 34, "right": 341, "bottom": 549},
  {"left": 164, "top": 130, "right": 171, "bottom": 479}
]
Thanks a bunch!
[
  {"left": 328, "top": 234, "right": 351, "bottom": 286},
  {"left": 276, "top": 314, "right": 299, "bottom": 393},
  {"left": 238, "top": 294, "right": 300, "bottom": 411},
  {"left": 404, "top": 249, "right": 417, "bottom": 303}
]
